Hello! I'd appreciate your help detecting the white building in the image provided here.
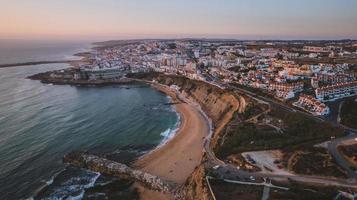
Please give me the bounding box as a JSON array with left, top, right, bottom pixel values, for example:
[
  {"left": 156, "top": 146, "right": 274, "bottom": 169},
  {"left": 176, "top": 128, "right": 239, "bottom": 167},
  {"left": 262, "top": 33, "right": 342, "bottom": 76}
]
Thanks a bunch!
[
  {"left": 294, "top": 94, "right": 330, "bottom": 116},
  {"left": 315, "top": 81, "right": 357, "bottom": 101},
  {"left": 81, "top": 66, "right": 127, "bottom": 81},
  {"left": 276, "top": 90, "right": 295, "bottom": 100}
]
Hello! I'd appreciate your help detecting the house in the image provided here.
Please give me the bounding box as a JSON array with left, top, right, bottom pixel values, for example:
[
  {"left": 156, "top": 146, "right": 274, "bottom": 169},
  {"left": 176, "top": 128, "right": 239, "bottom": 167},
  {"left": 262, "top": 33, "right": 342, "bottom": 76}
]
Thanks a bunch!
[
  {"left": 268, "top": 81, "right": 304, "bottom": 92},
  {"left": 276, "top": 90, "right": 295, "bottom": 100},
  {"left": 294, "top": 94, "right": 330, "bottom": 115}
]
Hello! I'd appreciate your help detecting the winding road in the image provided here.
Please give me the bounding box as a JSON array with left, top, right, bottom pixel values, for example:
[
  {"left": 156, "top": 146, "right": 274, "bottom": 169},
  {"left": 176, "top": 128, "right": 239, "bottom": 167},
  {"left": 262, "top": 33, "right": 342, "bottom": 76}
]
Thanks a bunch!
[{"left": 202, "top": 79, "right": 357, "bottom": 190}]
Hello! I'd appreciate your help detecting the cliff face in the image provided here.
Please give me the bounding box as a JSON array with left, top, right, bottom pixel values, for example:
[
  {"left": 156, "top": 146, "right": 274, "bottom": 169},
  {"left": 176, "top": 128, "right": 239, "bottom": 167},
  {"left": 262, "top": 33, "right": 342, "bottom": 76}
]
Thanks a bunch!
[
  {"left": 139, "top": 73, "right": 244, "bottom": 147},
  {"left": 132, "top": 73, "right": 246, "bottom": 199},
  {"left": 58, "top": 72, "right": 246, "bottom": 199},
  {"left": 180, "top": 164, "right": 213, "bottom": 200}
]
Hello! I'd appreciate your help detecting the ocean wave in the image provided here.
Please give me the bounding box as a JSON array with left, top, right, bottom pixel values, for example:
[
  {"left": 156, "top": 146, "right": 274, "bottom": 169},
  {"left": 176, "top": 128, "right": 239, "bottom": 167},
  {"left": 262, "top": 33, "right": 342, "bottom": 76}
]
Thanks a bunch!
[
  {"left": 66, "top": 191, "right": 84, "bottom": 200},
  {"left": 33, "top": 169, "right": 100, "bottom": 200},
  {"left": 26, "top": 168, "right": 67, "bottom": 200},
  {"left": 84, "top": 172, "right": 101, "bottom": 189},
  {"left": 158, "top": 110, "right": 181, "bottom": 147},
  {"left": 1, "top": 66, "right": 181, "bottom": 199},
  {"left": 45, "top": 168, "right": 67, "bottom": 186}
]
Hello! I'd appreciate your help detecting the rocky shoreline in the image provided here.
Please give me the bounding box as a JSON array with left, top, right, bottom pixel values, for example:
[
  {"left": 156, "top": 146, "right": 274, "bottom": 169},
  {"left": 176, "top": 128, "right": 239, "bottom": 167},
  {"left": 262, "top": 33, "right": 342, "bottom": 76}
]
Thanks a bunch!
[
  {"left": 63, "top": 152, "right": 177, "bottom": 193},
  {"left": 28, "top": 70, "right": 140, "bottom": 86},
  {"left": 29, "top": 70, "right": 243, "bottom": 199}
]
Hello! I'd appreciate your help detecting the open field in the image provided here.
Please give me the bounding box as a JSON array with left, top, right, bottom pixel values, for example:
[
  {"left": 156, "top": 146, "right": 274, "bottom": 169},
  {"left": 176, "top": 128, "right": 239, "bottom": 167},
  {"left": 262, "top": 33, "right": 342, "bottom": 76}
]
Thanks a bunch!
[
  {"left": 284, "top": 147, "right": 347, "bottom": 178},
  {"left": 210, "top": 179, "right": 263, "bottom": 200}
]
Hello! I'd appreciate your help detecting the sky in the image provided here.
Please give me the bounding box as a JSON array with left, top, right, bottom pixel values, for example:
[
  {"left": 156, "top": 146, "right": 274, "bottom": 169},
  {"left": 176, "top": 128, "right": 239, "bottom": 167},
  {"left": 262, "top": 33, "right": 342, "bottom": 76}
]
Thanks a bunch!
[{"left": 0, "top": 0, "right": 356, "bottom": 40}]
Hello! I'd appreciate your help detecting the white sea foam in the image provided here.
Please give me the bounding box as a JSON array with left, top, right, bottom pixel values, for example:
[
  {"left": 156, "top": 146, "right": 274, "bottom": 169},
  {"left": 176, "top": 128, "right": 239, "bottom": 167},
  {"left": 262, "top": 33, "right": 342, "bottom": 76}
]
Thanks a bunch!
[
  {"left": 45, "top": 168, "right": 66, "bottom": 186},
  {"left": 158, "top": 109, "right": 181, "bottom": 147},
  {"left": 66, "top": 191, "right": 84, "bottom": 200},
  {"left": 66, "top": 171, "right": 100, "bottom": 200},
  {"left": 160, "top": 128, "right": 173, "bottom": 140},
  {"left": 84, "top": 172, "right": 101, "bottom": 189},
  {"left": 46, "top": 178, "right": 54, "bottom": 185}
]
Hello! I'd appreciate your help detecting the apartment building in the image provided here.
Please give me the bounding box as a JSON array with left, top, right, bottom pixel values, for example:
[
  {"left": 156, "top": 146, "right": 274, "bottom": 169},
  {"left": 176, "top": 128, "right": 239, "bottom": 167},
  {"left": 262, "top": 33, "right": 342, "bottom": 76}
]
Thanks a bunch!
[
  {"left": 315, "top": 81, "right": 357, "bottom": 101},
  {"left": 294, "top": 94, "right": 330, "bottom": 116},
  {"left": 269, "top": 81, "right": 304, "bottom": 92}
]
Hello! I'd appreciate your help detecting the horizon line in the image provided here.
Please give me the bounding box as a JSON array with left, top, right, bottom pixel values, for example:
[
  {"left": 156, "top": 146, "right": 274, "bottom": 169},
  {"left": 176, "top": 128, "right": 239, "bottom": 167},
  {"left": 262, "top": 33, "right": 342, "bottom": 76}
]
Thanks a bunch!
[{"left": 1, "top": 37, "right": 357, "bottom": 43}]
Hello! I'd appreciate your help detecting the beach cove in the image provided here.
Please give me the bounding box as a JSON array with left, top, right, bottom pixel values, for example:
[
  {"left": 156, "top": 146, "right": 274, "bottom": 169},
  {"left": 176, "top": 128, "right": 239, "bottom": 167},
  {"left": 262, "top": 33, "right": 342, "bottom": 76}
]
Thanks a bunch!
[
  {"left": 0, "top": 64, "right": 181, "bottom": 199},
  {"left": 34, "top": 71, "right": 241, "bottom": 200}
]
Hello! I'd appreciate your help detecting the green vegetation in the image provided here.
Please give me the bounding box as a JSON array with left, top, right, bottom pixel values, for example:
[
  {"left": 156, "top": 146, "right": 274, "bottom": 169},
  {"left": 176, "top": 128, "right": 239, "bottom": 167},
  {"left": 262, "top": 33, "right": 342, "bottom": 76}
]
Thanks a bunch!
[
  {"left": 217, "top": 123, "right": 282, "bottom": 157},
  {"left": 269, "top": 183, "right": 345, "bottom": 200},
  {"left": 217, "top": 111, "right": 345, "bottom": 158},
  {"left": 126, "top": 71, "right": 160, "bottom": 79},
  {"left": 210, "top": 179, "right": 263, "bottom": 200},
  {"left": 340, "top": 98, "right": 357, "bottom": 129},
  {"left": 210, "top": 179, "right": 348, "bottom": 200},
  {"left": 241, "top": 102, "right": 265, "bottom": 120},
  {"left": 285, "top": 147, "right": 346, "bottom": 178}
]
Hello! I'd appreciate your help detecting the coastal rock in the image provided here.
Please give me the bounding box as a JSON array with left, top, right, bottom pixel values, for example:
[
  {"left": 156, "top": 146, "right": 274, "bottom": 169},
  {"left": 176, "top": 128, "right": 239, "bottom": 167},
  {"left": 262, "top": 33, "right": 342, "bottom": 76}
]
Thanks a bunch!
[
  {"left": 27, "top": 68, "right": 139, "bottom": 85},
  {"left": 35, "top": 71, "right": 246, "bottom": 199},
  {"left": 129, "top": 72, "right": 244, "bottom": 147},
  {"left": 128, "top": 73, "right": 246, "bottom": 199},
  {"left": 180, "top": 164, "right": 213, "bottom": 200},
  {"left": 63, "top": 152, "right": 177, "bottom": 193}
]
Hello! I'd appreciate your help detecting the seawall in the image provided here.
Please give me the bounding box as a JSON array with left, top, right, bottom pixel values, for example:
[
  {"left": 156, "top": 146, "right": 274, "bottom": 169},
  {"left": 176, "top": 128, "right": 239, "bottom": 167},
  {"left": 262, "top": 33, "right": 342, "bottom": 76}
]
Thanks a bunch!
[{"left": 63, "top": 152, "right": 177, "bottom": 193}]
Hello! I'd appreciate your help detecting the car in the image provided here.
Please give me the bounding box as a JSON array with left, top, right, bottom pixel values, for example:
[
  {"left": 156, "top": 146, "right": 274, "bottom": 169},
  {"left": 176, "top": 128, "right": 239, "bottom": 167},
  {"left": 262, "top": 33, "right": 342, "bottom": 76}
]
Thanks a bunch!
[{"left": 213, "top": 165, "right": 221, "bottom": 170}]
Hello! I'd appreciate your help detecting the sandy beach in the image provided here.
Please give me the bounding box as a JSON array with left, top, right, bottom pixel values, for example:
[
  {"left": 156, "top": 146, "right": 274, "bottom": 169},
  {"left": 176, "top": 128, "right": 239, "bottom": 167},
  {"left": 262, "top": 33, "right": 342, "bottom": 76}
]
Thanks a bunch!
[{"left": 133, "top": 83, "right": 210, "bottom": 184}]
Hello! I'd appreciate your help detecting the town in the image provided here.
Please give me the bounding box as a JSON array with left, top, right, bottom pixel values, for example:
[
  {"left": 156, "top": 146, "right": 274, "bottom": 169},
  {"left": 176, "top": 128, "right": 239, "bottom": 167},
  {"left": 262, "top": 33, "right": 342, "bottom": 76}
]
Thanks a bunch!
[
  {"left": 69, "top": 39, "right": 357, "bottom": 117},
  {"left": 28, "top": 39, "right": 357, "bottom": 199}
]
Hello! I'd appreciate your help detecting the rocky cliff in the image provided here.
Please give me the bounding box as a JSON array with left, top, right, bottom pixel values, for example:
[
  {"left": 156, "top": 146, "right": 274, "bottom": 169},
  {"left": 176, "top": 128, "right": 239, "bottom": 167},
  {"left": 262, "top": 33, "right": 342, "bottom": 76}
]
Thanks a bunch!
[
  {"left": 180, "top": 163, "right": 213, "bottom": 200},
  {"left": 130, "top": 73, "right": 245, "bottom": 147},
  {"left": 129, "top": 73, "right": 246, "bottom": 199},
  {"left": 59, "top": 72, "right": 246, "bottom": 199}
]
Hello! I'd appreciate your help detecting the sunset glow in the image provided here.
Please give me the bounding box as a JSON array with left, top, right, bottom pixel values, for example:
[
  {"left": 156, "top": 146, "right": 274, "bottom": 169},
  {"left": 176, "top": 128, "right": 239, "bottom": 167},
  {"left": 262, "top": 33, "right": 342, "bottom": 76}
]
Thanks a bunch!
[{"left": 1, "top": 0, "right": 356, "bottom": 40}]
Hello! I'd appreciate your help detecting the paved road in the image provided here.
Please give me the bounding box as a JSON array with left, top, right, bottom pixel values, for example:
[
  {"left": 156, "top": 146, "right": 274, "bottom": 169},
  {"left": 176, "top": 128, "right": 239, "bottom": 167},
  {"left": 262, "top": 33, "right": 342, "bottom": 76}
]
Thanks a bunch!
[
  {"left": 262, "top": 185, "right": 270, "bottom": 200},
  {"left": 200, "top": 79, "right": 357, "bottom": 189},
  {"left": 227, "top": 83, "right": 325, "bottom": 123},
  {"left": 328, "top": 133, "right": 357, "bottom": 180},
  {"left": 212, "top": 162, "right": 357, "bottom": 189},
  {"left": 226, "top": 82, "right": 357, "bottom": 179}
]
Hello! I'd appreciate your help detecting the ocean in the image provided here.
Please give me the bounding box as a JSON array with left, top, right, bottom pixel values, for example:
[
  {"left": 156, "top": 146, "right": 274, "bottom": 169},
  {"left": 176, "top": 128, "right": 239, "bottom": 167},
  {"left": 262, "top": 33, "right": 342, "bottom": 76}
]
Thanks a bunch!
[
  {"left": 0, "top": 40, "right": 179, "bottom": 199},
  {"left": 0, "top": 39, "right": 92, "bottom": 65}
]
